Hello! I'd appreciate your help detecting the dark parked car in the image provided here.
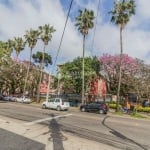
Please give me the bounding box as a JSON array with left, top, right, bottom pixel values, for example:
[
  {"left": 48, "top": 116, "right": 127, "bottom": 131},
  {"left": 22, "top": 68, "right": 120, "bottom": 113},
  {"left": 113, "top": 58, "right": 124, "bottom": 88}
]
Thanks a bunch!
[
  {"left": 80, "top": 102, "right": 109, "bottom": 114},
  {"left": 0, "top": 95, "right": 4, "bottom": 100},
  {"left": 142, "top": 100, "right": 150, "bottom": 107},
  {"left": 69, "top": 99, "right": 79, "bottom": 107},
  {"left": 3, "top": 96, "right": 16, "bottom": 102}
]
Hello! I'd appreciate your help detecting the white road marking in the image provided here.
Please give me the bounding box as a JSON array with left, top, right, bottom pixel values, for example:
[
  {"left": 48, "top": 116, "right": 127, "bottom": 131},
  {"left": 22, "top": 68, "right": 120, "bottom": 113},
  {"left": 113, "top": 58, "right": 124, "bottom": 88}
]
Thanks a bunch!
[{"left": 24, "top": 114, "right": 72, "bottom": 125}]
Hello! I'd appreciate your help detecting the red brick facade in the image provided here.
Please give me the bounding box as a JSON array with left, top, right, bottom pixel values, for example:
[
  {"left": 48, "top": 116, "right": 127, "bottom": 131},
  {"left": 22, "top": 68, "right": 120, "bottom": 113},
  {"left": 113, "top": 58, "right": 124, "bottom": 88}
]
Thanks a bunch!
[{"left": 89, "top": 78, "right": 107, "bottom": 102}]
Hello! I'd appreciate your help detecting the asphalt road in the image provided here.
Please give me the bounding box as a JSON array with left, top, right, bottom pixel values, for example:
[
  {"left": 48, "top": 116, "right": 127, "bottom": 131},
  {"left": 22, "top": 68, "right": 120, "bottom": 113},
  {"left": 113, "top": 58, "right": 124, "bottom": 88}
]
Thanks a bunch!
[
  {"left": 0, "top": 102, "right": 150, "bottom": 150},
  {"left": 0, "top": 128, "right": 45, "bottom": 150}
]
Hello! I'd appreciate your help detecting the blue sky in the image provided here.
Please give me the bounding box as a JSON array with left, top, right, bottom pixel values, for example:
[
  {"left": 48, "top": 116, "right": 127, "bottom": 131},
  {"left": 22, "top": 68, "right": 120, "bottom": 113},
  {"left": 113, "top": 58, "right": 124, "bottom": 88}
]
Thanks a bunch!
[{"left": 0, "top": 0, "right": 150, "bottom": 73}]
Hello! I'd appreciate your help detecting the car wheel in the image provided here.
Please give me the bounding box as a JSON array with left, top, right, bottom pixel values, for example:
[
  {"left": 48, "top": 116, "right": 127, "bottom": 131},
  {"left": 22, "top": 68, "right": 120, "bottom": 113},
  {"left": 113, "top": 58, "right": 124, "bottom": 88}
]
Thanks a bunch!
[
  {"left": 81, "top": 107, "right": 86, "bottom": 112},
  {"left": 57, "top": 106, "right": 61, "bottom": 111},
  {"left": 104, "top": 111, "right": 107, "bottom": 114},
  {"left": 99, "top": 109, "right": 104, "bottom": 114},
  {"left": 42, "top": 104, "right": 46, "bottom": 109}
]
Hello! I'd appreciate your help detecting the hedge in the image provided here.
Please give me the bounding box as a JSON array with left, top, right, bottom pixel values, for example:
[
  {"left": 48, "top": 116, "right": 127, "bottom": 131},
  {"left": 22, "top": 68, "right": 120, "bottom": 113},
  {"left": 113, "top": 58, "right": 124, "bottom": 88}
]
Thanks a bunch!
[
  {"left": 136, "top": 106, "right": 150, "bottom": 113},
  {"left": 108, "top": 103, "right": 150, "bottom": 113}
]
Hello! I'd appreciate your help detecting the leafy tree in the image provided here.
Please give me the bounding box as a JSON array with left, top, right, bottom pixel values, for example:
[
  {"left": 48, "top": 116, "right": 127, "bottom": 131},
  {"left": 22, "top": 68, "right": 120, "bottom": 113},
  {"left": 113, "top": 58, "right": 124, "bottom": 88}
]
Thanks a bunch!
[
  {"left": 0, "top": 37, "right": 25, "bottom": 91},
  {"left": 75, "top": 8, "right": 95, "bottom": 104},
  {"left": 0, "top": 59, "right": 40, "bottom": 97},
  {"left": 109, "top": 0, "right": 136, "bottom": 111},
  {"left": 0, "top": 60, "right": 25, "bottom": 95},
  {"left": 130, "top": 60, "right": 150, "bottom": 99},
  {"left": 99, "top": 54, "right": 139, "bottom": 95},
  {"left": 7, "top": 39, "right": 14, "bottom": 52},
  {"left": 0, "top": 40, "right": 15, "bottom": 92},
  {"left": 32, "top": 51, "right": 52, "bottom": 67},
  {"left": 0, "top": 41, "right": 12, "bottom": 65},
  {"left": 58, "top": 56, "right": 100, "bottom": 94}
]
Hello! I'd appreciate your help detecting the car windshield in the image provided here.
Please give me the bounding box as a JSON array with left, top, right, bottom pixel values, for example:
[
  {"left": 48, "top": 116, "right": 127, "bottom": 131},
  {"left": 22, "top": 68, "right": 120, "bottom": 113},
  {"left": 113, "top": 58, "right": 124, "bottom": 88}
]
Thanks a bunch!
[
  {"left": 48, "top": 99, "right": 54, "bottom": 102},
  {"left": 87, "top": 102, "right": 103, "bottom": 105}
]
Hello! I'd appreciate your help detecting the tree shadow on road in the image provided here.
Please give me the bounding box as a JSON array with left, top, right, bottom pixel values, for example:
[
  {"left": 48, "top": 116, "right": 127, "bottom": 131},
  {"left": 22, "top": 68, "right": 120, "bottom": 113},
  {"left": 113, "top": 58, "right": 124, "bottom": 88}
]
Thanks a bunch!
[
  {"left": 48, "top": 114, "right": 67, "bottom": 150},
  {"left": 102, "top": 116, "right": 148, "bottom": 150}
]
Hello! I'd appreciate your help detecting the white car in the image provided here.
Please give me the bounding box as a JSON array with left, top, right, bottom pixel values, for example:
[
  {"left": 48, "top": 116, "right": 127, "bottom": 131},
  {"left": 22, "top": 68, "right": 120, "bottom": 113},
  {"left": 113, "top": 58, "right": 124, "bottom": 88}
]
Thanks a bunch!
[
  {"left": 3, "top": 96, "right": 16, "bottom": 102},
  {"left": 16, "top": 96, "right": 31, "bottom": 104},
  {"left": 42, "top": 98, "right": 70, "bottom": 111}
]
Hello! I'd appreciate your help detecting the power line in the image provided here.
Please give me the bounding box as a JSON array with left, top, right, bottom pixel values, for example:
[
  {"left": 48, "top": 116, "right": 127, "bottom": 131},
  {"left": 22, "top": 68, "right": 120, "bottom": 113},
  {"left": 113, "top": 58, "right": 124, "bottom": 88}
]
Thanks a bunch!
[
  {"left": 46, "top": 0, "right": 74, "bottom": 100},
  {"left": 52, "top": 0, "right": 74, "bottom": 74},
  {"left": 91, "top": 0, "right": 101, "bottom": 56}
]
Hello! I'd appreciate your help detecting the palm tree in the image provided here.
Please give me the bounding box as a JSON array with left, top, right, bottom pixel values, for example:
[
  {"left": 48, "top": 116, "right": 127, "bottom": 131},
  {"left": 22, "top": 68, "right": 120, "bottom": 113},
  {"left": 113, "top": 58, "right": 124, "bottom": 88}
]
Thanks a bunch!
[
  {"left": 24, "top": 29, "right": 40, "bottom": 96},
  {"left": 13, "top": 37, "right": 25, "bottom": 59},
  {"left": 75, "top": 8, "right": 95, "bottom": 104},
  {"left": 24, "top": 29, "right": 40, "bottom": 65},
  {"left": 110, "top": 0, "right": 135, "bottom": 111},
  {"left": 37, "top": 24, "right": 55, "bottom": 102},
  {"left": 6, "top": 39, "right": 14, "bottom": 54}
]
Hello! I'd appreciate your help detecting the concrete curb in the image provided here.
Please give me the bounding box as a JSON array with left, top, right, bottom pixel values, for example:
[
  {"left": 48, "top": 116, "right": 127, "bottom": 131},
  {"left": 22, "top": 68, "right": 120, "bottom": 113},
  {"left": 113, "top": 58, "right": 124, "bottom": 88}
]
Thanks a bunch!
[{"left": 28, "top": 103, "right": 150, "bottom": 120}]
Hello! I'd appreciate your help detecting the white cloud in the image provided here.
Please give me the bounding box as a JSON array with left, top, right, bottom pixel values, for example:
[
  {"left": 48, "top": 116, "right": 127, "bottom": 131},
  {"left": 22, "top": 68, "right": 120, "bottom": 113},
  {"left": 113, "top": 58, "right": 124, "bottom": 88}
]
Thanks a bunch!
[
  {"left": 0, "top": 0, "right": 83, "bottom": 67},
  {"left": 90, "top": 0, "right": 150, "bottom": 64},
  {"left": 136, "top": 0, "right": 150, "bottom": 21},
  {"left": 0, "top": 0, "right": 150, "bottom": 70},
  {"left": 124, "top": 29, "right": 150, "bottom": 63},
  {"left": 92, "top": 23, "right": 120, "bottom": 55}
]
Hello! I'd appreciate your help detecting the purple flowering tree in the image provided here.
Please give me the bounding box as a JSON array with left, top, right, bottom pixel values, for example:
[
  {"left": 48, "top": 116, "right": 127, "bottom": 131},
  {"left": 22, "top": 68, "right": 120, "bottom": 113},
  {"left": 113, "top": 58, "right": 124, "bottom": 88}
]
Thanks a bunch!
[{"left": 99, "top": 54, "right": 139, "bottom": 96}]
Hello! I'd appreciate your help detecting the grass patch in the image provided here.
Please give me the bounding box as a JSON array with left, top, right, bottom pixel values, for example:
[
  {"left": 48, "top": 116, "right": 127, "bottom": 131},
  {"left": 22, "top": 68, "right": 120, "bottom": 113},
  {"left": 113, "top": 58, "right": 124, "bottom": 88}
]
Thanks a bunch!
[
  {"left": 112, "top": 111, "right": 147, "bottom": 119},
  {"left": 130, "top": 113, "right": 147, "bottom": 119},
  {"left": 112, "top": 111, "right": 124, "bottom": 116}
]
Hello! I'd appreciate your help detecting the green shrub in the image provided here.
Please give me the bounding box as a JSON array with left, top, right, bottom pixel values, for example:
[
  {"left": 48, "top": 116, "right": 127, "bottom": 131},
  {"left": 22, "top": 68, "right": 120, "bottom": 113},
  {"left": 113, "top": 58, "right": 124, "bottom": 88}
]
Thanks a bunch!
[
  {"left": 108, "top": 103, "right": 122, "bottom": 109},
  {"left": 130, "top": 113, "right": 147, "bottom": 118},
  {"left": 108, "top": 103, "right": 150, "bottom": 113},
  {"left": 137, "top": 106, "right": 150, "bottom": 113},
  {"left": 108, "top": 101, "right": 116, "bottom": 104}
]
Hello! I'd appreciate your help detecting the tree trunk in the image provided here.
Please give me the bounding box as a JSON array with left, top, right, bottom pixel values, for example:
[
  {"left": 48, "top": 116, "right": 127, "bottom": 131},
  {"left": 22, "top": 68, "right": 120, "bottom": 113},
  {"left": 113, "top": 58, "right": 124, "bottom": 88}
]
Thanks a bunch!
[
  {"left": 116, "top": 27, "right": 123, "bottom": 112},
  {"left": 37, "top": 44, "right": 46, "bottom": 103},
  {"left": 46, "top": 72, "right": 51, "bottom": 101},
  {"left": 23, "top": 48, "right": 32, "bottom": 96},
  {"left": 82, "top": 35, "right": 85, "bottom": 104}
]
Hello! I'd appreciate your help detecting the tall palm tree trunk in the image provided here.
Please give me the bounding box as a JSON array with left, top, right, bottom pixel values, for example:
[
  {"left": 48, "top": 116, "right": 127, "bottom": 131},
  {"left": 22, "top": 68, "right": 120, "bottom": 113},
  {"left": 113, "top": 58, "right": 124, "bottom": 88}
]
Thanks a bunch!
[
  {"left": 46, "top": 72, "right": 51, "bottom": 101},
  {"left": 36, "top": 64, "right": 43, "bottom": 103},
  {"left": 82, "top": 35, "right": 85, "bottom": 104},
  {"left": 37, "top": 44, "right": 46, "bottom": 102},
  {"left": 23, "top": 48, "right": 32, "bottom": 96},
  {"left": 16, "top": 53, "right": 19, "bottom": 60},
  {"left": 116, "top": 26, "right": 123, "bottom": 112}
]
